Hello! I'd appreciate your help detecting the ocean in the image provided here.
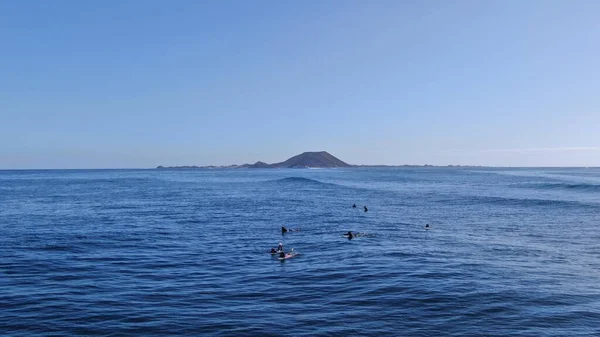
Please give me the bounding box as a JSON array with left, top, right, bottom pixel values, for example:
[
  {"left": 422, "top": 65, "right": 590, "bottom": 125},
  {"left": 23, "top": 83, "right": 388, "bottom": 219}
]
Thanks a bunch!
[{"left": 1, "top": 167, "right": 599, "bottom": 336}]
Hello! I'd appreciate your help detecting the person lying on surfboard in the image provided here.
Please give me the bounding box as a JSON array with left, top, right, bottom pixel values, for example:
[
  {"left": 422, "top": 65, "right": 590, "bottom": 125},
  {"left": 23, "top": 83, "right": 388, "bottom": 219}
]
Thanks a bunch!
[
  {"left": 278, "top": 250, "right": 300, "bottom": 260},
  {"left": 345, "top": 231, "right": 354, "bottom": 239},
  {"left": 282, "top": 226, "right": 302, "bottom": 233}
]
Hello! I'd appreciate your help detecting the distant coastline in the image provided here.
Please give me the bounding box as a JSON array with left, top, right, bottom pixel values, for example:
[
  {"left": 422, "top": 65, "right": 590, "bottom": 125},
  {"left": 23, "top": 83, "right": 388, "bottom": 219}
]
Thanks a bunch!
[
  {"left": 156, "top": 164, "right": 485, "bottom": 169},
  {"left": 156, "top": 151, "right": 485, "bottom": 169}
]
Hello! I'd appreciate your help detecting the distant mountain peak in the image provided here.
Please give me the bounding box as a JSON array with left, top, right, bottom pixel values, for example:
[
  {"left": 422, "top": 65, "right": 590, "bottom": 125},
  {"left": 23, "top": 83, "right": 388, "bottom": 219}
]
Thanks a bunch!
[
  {"left": 157, "top": 151, "right": 351, "bottom": 169},
  {"left": 251, "top": 161, "right": 271, "bottom": 168},
  {"left": 270, "top": 151, "right": 350, "bottom": 168}
]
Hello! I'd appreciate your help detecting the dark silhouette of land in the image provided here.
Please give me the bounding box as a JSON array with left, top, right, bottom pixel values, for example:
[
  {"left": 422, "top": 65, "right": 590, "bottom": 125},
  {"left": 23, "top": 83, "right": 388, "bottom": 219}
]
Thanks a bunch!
[
  {"left": 156, "top": 151, "right": 483, "bottom": 169},
  {"left": 157, "top": 151, "right": 350, "bottom": 169},
  {"left": 270, "top": 151, "right": 350, "bottom": 168}
]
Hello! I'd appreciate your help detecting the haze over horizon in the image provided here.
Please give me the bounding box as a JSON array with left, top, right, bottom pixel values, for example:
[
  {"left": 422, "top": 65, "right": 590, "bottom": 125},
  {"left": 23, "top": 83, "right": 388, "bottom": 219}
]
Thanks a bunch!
[{"left": 1, "top": 1, "right": 599, "bottom": 169}]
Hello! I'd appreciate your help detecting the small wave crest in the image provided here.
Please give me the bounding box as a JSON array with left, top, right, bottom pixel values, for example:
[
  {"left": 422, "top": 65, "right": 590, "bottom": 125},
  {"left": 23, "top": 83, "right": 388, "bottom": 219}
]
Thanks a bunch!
[
  {"left": 441, "top": 195, "right": 599, "bottom": 209},
  {"left": 36, "top": 244, "right": 77, "bottom": 252},
  {"left": 269, "top": 177, "right": 327, "bottom": 185},
  {"left": 518, "top": 182, "right": 600, "bottom": 192}
]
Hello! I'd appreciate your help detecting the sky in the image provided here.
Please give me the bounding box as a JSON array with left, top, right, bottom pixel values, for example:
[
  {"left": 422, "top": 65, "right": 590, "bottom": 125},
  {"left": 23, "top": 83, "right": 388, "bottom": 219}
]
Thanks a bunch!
[{"left": 1, "top": 0, "right": 599, "bottom": 168}]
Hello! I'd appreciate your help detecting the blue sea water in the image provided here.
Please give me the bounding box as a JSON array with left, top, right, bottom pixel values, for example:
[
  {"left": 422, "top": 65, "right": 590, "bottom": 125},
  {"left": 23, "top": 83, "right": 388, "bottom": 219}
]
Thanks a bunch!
[{"left": 1, "top": 167, "right": 600, "bottom": 336}]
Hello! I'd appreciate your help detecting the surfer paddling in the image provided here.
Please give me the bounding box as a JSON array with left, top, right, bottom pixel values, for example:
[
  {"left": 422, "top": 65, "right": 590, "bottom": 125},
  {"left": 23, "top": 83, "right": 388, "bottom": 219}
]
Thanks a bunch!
[{"left": 282, "top": 226, "right": 301, "bottom": 233}]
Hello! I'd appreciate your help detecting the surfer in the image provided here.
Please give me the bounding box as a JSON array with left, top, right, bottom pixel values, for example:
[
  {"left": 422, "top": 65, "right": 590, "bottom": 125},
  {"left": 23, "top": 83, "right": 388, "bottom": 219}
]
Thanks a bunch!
[
  {"left": 364, "top": 206, "right": 368, "bottom": 212},
  {"left": 277, "top": 242, "right": 283, "bottom": 251},
  {"left": 270, "top": 248, "right": 277, "bottom": 254},
  {"left": 352, "top": 204, "right": 357, "bottom": 208},
  {"left": 282, "top": 226, "right": 289, "bottom": 233},
  {"left": 346, "top": 231, "right": 354, "bottom": 239},
  {"left": 279, "top": 251, "right": 285, "bottom": 258},
  {"left": 425, "top": 224, "right": 430, "bottom": 229}
]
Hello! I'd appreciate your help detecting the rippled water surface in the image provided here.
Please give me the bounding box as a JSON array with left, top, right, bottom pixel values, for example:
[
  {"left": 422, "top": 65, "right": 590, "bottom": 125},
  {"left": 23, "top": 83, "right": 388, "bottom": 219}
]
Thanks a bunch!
[{"left": 1, "top": 168, "right": 600, "bottom": 336}]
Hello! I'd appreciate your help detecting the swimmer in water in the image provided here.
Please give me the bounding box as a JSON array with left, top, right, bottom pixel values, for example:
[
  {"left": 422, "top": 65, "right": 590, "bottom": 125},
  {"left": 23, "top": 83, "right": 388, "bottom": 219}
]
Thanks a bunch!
[
  {"left": 425, "top": 224, "right": 430, "bottom": 229},
  {"left": 352, "top": 204, "right": 357, "bottom": 208},
  {"left": 364, "top": 206, "right": 368, "bottom": 212},
  {"left": 271, "top": 248, "right": 277, "bottom": 254}
]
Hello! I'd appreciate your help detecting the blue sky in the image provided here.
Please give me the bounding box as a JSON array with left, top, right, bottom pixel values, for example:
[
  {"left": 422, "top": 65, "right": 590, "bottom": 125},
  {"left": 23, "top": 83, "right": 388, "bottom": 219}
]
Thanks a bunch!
[{"left": 1, "top": 0, "right": 599, "bottom": 168}]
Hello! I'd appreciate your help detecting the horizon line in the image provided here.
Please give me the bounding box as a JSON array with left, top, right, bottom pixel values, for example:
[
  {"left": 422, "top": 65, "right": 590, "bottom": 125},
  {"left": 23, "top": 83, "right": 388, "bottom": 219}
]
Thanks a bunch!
[{"left": 2, "top": 165, "right": 600, "bottom": 171}]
